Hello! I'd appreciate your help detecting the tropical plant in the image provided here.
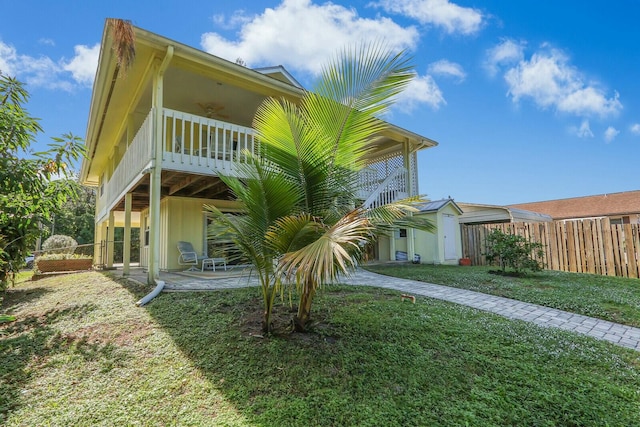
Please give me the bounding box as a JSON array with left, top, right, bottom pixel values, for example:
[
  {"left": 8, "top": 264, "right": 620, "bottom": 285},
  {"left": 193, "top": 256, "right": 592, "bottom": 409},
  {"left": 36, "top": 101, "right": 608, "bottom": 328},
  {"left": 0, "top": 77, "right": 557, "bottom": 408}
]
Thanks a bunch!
[
  {"left": 0, "top": 72, "right": 85, "bottom": 292},
  {"left": 206, "top": 44, "right": 435, "bottom": 333},
  {"left": 484, "top": 228, "right": 545, "bottom": 274}
]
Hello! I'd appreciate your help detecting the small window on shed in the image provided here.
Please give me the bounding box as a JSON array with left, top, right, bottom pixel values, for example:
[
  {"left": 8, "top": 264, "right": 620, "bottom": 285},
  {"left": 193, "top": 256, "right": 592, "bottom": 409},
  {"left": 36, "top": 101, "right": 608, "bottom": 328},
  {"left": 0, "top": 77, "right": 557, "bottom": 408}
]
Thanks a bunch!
[{"left": 399, "top": 228, "right": 407, "bottom": 238}]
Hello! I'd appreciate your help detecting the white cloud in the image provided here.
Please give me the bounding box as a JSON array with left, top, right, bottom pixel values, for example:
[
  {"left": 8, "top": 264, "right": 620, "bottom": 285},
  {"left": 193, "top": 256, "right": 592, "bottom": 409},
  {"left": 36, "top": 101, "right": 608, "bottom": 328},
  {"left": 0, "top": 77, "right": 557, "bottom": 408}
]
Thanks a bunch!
[
  {"left": 0, "top": 40, "right": 67, "bottom": 90},
  {"left": 212, "top": 10, "right": 253, "bottom": 30},
  {"left": 604, "top": 126, "right": 619, "bottom": 143},
  {"left": 201, "top": 0, "right": 419, "bottom": 76},
  {"left": 484, "top": 38, "right": 525, "bottom": 76},
  {"left": 574, "top": 119, "right": 593, "bottom": 138},
  {"left": 372, "top": 0, "right": 484, "bottom": 35},
  {"left": 631, "top": 123, "right": 640, "bottom": 135},
  {"left": 427, "top": 59, "right": 465, "bottom": 82},
  {"left": 62, "top": 43, "right": 100, "bottom": 87},
  {"left": 0, "top": 39, "right": 98, "bottom": 90},
  {"left": 395, "top": 73, "right": 445, "bottom": 111},
  {"left": 0, "top": 40, "right": 18, "bottom": 75},
  {"left": 498, "top": 45, "right": 621, "bottom": 118},
  {"left": 39, "top": 38, "right": 55, "bottom": 46}
]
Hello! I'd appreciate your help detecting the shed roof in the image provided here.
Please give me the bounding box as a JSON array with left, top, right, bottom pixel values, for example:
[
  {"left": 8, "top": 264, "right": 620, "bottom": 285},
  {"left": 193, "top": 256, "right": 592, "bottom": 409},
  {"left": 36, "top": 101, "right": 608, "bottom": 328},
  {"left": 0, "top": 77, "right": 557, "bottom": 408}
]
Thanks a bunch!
[
  {"left": 457, "top": 202, "right": 552, "bottom": 224},
  {"left": 418, "top": 198, "right": 463, "bottom": 214}
]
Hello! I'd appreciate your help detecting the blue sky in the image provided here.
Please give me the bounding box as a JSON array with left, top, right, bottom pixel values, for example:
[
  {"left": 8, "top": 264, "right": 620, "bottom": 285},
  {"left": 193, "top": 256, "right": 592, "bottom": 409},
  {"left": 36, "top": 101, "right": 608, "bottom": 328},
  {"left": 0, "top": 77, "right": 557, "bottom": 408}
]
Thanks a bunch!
[{"left": 2, "top": 0, "right": 638, "bottom": 205}]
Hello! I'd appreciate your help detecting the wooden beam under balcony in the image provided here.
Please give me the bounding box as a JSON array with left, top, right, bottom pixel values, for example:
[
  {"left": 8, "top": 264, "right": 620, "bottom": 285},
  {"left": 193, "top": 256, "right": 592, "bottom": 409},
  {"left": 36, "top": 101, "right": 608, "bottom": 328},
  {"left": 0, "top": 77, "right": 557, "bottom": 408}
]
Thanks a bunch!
[
  {"left": 168, "top": 175, "right": 207, "bottom": 195},
  {"left": 185, "top": 178, "right": 226, "bottom": 197}
]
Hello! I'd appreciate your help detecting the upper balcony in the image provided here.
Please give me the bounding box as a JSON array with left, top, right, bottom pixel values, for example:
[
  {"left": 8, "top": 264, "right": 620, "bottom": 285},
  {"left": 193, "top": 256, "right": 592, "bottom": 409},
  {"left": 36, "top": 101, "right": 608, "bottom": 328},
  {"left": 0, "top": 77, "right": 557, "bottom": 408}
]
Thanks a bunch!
[{"left": 96, "top": 108, "right": 417, "bottom": 223}]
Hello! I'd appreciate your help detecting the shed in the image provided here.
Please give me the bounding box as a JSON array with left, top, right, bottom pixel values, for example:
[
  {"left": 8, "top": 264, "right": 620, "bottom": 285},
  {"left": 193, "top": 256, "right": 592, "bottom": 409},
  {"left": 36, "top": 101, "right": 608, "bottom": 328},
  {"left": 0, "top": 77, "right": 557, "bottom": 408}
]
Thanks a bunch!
[{"left": 412, "top": 199, "right": 464, "bottom": 265}]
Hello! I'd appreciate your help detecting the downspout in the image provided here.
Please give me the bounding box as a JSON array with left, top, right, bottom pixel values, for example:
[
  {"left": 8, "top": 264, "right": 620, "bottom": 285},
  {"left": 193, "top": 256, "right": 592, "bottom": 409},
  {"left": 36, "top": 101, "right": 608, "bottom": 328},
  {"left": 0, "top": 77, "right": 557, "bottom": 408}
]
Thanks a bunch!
[
  {"left": 140, "top": 45, "right": 173, "bottom": 304},
  {"left": 136, "top": 280, "right": 165, "bottom": 306}
]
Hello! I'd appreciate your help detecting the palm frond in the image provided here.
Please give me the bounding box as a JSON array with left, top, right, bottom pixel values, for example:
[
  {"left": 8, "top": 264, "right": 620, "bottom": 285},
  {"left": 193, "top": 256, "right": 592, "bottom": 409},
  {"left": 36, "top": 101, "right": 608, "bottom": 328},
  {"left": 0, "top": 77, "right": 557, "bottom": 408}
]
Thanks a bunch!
[
  {"left": 279, "top": 210, "right": 373, "bottom": 287},
  {"left": 107, "top": 18, "right": 136, "bottom": 75},
  {"left": 315, "top": 42, "right": 414, "bottom": 116},
  {"left": 364, "top": 196, "right": 436, "bottom": 234},
  {"left": 265, "top": 214, "right": 322, "bottom": 255}
]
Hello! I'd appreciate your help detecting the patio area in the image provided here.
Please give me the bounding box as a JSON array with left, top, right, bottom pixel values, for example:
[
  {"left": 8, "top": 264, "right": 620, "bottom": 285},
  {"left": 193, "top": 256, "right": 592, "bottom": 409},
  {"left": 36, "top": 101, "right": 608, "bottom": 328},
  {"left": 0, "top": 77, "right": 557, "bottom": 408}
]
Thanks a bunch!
[{"left": 123, "top": 265, "right": 259, "bottom": 291}]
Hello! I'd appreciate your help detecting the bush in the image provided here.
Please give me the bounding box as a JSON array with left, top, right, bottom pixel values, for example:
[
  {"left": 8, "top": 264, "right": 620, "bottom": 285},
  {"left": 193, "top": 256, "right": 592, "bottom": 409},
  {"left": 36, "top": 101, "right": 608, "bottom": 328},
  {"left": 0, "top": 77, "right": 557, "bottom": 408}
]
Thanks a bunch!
[
  {"left": 484, "top": 229, "right": 545, "bottom": 274},
  {"left": 42, "top": 234, "right": 78, "bottom": 255}
]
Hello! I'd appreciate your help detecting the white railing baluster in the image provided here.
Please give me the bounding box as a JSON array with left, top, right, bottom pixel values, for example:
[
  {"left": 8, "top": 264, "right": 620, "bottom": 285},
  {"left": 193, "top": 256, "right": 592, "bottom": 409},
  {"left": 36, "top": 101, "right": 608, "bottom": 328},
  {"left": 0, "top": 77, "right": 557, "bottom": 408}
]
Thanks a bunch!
[{"left": 159, "top": 108, "right": 258, "bottom": 177}]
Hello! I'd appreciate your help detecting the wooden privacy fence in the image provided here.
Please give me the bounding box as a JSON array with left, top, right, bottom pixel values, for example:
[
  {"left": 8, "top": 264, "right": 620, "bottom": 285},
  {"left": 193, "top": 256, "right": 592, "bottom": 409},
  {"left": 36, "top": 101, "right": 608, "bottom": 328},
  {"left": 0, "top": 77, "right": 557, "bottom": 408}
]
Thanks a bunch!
[{"left": 461, "top": 219, "right": 640, "bottom": 278}]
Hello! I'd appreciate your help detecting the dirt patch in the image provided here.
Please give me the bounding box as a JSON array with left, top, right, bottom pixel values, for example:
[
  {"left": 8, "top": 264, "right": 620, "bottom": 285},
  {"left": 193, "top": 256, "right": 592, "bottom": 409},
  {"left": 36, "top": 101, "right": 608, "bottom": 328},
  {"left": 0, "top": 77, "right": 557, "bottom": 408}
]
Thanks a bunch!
[
  {"left": 70, "top": 320, "right": 155, "bottom": 346},
  {"left": 237, "top": 297, "right": 339, "bottom": 344}
]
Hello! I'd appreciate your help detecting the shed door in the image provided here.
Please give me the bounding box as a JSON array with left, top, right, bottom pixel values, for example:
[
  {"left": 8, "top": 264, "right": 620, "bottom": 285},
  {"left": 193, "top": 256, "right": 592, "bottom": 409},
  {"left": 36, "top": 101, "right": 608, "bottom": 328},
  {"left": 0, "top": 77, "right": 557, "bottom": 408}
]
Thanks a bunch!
[{"left": 443, "top": 214, "right": 457, "bottom": 260}]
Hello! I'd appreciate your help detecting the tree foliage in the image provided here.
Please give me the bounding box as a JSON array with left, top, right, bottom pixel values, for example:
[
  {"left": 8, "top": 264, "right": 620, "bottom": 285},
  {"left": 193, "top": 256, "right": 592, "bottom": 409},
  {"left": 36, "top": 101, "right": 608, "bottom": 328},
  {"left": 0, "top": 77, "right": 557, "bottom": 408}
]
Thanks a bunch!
[
  {"left": 206, "top": 44, "right": 435, "bottom": 333},
  {"left": 0, "top": 72, "right": 85, "bottom": 290},
  {"left": 48, "top": 181, "right": 96, "bottom": 245},
  {"left": 484, "top": 228, "right": 545, "bottom": 274}
]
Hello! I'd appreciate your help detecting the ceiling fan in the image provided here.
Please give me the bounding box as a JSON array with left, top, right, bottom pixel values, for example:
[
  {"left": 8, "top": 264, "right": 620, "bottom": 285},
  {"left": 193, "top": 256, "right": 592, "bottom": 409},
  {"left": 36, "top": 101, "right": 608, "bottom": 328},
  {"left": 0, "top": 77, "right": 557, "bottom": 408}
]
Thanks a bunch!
[{"left": 197, "top": 102, "right": 230, "bottom": 120}]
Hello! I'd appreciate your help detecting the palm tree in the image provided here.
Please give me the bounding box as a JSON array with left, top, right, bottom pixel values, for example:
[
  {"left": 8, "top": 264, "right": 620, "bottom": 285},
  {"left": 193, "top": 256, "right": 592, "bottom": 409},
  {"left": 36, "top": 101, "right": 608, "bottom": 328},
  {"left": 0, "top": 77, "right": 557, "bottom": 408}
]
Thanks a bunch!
[{"left": 206, "top": 43, "right": 434, "bottom": 333}]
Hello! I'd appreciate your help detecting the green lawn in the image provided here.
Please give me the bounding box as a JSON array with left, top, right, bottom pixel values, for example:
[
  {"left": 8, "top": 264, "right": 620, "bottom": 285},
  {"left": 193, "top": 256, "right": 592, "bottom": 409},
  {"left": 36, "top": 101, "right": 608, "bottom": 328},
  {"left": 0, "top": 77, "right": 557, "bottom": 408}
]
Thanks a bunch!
[
  {"left": 366, "top": 264, "right": 640, "bottom": 328},
  {"left": 1, "top": 272, "right": 640, "bottom": 426}
]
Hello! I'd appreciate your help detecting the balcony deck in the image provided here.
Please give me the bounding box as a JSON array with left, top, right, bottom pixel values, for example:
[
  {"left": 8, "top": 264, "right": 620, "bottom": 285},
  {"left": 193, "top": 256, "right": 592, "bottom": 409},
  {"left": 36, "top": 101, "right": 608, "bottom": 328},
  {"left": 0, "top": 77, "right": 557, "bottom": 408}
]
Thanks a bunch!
[{"left": 96, "top": 108, "right": 414, "bottom": 222}]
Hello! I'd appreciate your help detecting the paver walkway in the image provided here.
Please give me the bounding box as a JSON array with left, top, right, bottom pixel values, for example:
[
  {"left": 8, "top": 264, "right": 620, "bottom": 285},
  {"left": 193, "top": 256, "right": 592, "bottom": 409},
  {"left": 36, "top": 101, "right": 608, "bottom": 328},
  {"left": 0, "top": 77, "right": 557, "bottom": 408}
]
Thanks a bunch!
[{"left": 129, "top": 267, "right": 640, "bottom": 352}]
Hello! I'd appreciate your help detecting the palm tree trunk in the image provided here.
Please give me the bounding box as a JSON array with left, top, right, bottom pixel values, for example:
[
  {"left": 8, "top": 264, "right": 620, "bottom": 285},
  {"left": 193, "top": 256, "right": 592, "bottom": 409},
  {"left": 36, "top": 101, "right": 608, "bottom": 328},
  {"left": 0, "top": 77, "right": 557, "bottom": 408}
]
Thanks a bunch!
[
  {"left": 294, "top": 282, "right": 316, "bottom": 332},
  {"left": 262, "top": 286, "right": 277, "bottom": 333}
]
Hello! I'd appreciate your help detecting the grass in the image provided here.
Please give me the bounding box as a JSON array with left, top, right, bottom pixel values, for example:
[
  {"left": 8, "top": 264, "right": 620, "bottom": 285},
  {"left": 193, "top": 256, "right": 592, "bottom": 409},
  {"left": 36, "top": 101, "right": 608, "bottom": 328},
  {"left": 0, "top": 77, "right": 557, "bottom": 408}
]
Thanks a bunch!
[
  {"left": 1, "top": 272, "right": 639, "bottom": 426},
  {"left": 366, "top": 264, "right": 640, "bottom": 328}
]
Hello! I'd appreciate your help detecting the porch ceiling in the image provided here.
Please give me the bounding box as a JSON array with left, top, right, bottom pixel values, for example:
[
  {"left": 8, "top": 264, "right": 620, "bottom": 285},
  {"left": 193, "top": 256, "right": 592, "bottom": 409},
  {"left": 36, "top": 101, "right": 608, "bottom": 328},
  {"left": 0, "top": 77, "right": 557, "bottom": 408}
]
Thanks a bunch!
[{"left": 111, "top": 171, "right": 231, "bottom": 212}]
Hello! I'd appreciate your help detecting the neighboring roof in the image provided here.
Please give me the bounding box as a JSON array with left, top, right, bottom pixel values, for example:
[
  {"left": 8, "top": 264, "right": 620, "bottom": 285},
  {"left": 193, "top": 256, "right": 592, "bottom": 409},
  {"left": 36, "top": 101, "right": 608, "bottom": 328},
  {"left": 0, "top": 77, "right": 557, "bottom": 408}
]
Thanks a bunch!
[
  {"left": 508, "top": 190, "right": 640, "bottom": 220},
  {"left": 254, "top": 65, "right": 304, "bottom": 89},
  {"left": 458, "top": 202, "right": 552, "bottom": 224},
  {"left": 418, "top": 198, "right": 463, "bottom": 214}
]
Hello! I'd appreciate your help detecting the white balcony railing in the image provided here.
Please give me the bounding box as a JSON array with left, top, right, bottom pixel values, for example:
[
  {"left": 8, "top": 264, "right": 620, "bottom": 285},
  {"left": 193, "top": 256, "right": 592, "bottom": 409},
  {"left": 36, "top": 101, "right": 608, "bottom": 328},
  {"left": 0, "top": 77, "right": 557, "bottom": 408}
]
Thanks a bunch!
[
  {"left": 161, "top": 108, "right": 257, "bottom": 177},
  {"left": 96, "top": 110, "right": 154, "bottom": 222},
  {"left": 97, "top": 108, "right": 413, "bottom": 221}
]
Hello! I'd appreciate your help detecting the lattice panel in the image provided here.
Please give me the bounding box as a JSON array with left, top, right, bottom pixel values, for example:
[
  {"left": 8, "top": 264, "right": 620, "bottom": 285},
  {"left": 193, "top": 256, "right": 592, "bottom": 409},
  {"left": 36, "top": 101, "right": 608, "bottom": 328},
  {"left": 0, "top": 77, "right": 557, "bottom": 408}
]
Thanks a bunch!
[{"left": 362, "top": 154, "right": 407, "bottom": 193}]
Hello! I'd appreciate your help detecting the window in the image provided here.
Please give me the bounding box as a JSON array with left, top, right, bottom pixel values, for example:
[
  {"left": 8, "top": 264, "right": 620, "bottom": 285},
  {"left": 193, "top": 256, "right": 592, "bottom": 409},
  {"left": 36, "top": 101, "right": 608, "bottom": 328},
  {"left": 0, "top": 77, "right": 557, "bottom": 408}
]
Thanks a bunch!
[
  {"left": 205, "top": 211, "right": 246, "bottom": 265},
  {"left": 143, "top": 216, "right": 150, "bottom": 246},
  {"left": 99, "top": 173, "right": 105, "bottom": 197}
]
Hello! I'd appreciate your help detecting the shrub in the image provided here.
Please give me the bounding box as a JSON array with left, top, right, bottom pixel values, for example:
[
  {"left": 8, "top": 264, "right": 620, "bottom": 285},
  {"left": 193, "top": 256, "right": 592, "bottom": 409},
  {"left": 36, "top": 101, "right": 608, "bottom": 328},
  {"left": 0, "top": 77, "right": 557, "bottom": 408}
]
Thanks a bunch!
[
  {"left": 42, "top": 234, "right": 78, "bottom": 255},
  {"left": 484, "top": 229, "right": 545, "bottom": 274}
]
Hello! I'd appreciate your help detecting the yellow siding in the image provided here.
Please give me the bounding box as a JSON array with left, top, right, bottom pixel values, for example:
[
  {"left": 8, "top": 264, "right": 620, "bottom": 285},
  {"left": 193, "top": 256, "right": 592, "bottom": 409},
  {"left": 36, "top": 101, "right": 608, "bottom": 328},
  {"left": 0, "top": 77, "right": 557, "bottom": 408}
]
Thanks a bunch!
[
  {"left": 413, "top": 204, "right": 462, "bottom": 265},
  {"left": 160, "top": 197, "right": 241, "bottom": 271},
  {"left": 162, "top": 197, "right": 205, "bottom": 270},
  {"left": 414, "top": 212, "right": 438, "bottom": 263},
  {"left": 377, "top": 236, "right": 391, "bottom": 262}
]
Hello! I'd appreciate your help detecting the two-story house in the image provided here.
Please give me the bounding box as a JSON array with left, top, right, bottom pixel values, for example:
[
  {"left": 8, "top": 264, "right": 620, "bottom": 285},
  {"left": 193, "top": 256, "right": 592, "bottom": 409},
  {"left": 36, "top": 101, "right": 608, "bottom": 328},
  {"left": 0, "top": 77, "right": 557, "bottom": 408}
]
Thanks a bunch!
[{"left": 80, "top": 21, "right": 438, "bottom": 284}]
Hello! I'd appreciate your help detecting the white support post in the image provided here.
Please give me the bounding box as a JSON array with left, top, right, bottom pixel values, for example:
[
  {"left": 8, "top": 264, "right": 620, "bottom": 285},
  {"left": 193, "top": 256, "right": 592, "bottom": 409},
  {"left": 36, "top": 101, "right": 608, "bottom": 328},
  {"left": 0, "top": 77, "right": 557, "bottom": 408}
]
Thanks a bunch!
[
  {"left": 147, "top": 46, "right": 173, "bottom": 285},
  {"left": 123, "top": 193, "right": 132, "bottom": 276},
  {"left": 404, "top": 140, "right": 416, "bottom": 262},
  {"left": 107, "top": 211, "right": 115, "bottom": 269},
  {"left": 390, "top": 231, "right": 396, "bottom": 261}
]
